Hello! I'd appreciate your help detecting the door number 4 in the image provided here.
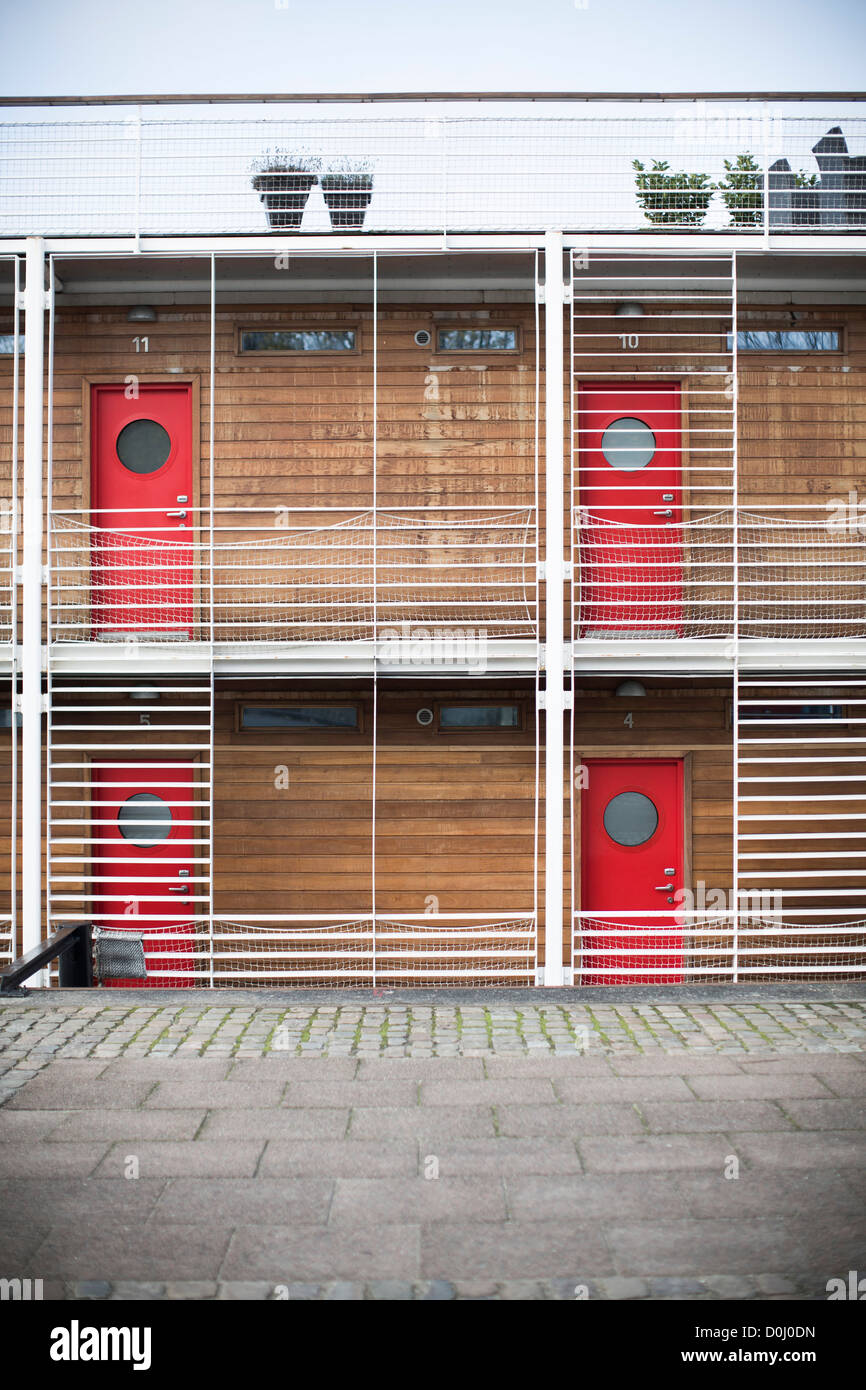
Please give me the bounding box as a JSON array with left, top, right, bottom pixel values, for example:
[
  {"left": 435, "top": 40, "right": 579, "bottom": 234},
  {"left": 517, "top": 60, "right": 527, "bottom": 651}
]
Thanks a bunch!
[{"left": 624, "top": 711, "right": 634, "bottom": 728}]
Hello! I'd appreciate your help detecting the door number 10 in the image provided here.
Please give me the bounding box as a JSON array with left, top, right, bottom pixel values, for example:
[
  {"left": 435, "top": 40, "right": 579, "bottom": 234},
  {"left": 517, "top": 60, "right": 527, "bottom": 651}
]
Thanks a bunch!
[{"left": 619, "top": 333, "right": 640, "bottom": 349}]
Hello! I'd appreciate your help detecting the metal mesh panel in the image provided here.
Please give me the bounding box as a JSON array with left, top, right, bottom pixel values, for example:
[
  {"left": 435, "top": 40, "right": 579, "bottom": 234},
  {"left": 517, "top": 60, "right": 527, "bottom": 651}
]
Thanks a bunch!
[{"left": 1, "top": 111, "right": 864, "bottom": 235}]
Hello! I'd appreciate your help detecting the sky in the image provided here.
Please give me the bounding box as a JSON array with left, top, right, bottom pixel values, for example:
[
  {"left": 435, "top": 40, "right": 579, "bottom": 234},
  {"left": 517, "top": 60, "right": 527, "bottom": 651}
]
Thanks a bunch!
[{"left": 0, "top": 0, "right": 864, "bottom": 100}]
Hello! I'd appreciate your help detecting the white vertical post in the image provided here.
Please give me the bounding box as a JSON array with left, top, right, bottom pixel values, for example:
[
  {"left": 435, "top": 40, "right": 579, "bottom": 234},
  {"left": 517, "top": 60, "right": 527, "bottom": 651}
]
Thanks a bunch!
[
  {"left": 21, "top": 237, "right": 45, "bottom": 960},
  {"left": 543, "top": 230, "right": 565, "bottom": 986}
]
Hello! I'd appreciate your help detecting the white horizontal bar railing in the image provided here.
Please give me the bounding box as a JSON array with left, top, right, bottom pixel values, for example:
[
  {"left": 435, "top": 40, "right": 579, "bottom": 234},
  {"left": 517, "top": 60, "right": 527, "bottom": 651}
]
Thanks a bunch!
[
  {"left": 44, "top": 915, "right": 538, "bottom": 988},
  {"left": 1, "top": 112, "right": 864, "bottom": 236},
  {"left": 574, "top": 508, "right": 866, "bottom": 640},
  {"left": 0, "top": 512, "right": 13, "bottom": 645},
  {"left": 50, "top": 506, "right": 538, "bottom": 645},
  {"left": 572, "top": 913, "right": 866, "bottom": 982}
]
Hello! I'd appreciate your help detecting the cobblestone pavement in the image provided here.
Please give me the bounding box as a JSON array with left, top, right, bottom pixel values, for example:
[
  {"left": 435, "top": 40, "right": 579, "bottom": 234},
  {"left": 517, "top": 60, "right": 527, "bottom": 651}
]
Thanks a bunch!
[{"left": 1, "top": 991, "right": 864, "bottom": 1300}]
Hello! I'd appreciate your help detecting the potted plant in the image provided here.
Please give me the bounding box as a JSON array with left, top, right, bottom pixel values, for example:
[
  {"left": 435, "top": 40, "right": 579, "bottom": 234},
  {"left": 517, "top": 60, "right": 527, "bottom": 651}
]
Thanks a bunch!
[
  {"left": 320, "top": 157, "right": 375, "bottom": 231},
  {"left": 250, "top": 148, "right": 321, "bottom": 230},
  {"left": 717, "top": 152, "right": 763, "bottom": 228},
  {"left": 632, "top": 159, "right": 714, "bottom": 226}
]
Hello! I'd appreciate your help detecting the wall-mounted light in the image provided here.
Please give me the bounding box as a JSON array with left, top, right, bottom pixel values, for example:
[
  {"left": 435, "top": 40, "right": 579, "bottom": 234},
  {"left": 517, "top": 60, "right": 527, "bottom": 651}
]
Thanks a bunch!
[
  {"left": 614, "top": 680, "right": 646, "bottom": 698},
  {"left": 615, "top": 302, "right": 645, "bottom": 318},
  {"left": 127, "top": 305, "right": 157, "bottom": 323},
  {"left": 128, "top": 687, "right": 162, "bottom": 702}
]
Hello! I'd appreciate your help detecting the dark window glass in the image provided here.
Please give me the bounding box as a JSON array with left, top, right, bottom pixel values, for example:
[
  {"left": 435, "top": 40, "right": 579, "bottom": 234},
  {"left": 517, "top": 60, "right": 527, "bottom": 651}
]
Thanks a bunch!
[
  {"left": 436, "top": 327, "right": 518, "bottom": 352},
  {"left": 0, "top": 334, "right": 24, "bottom": 354},
  {"left": 117, "top": 793, "right": 173, "bottom": 847},
  {"left": 116, "top": 419, "right": 172, "bottom": 474},
  {"left": 240, "top": 705, "right": 359, "bottom": 730},
  {"left": 239, "top": 329, "right": 356, "bottom": 353},
  {"left": 439, "top": 705, "right": 520, "bottom": 729},
  {"left": 740, "top": 705, "right": 843, "bottom": 721},
  {"left": 603, "top": 791, "right": 659, "bottom": 847},
  {"left": 727, "top": 330, "right": 840, "bottom": 352}
]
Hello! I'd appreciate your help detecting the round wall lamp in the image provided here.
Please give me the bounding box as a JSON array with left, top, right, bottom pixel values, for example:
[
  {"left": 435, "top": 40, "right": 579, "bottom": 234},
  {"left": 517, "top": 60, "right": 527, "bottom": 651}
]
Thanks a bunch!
[
  {"left": 416, "top": 707, "right": 435, "bottom": 726},
  {"left": 129, "top": 687, "right": 162, "bottom": 702},
  {"left": 127, "top": 305, "right": 157, "bottom": 323},
  {"left": 414, "top": 328, "right": 432, "bottom": 347},
  {"left": 614, "top": 302, "right": 645, "bottom": 318},
  {"left": 614, "top": 680, "right": 646, "bottom": 698}
]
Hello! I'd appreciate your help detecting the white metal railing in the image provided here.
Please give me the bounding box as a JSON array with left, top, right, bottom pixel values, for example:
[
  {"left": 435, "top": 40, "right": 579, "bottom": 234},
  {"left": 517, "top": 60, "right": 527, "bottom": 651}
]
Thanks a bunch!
[
  {"left": 1, "top": 111, "right": 865, "bottom": 236},
  {"left": 50, "top": 506, "right": 538, "bottom": 645},
  {"left": 571, "top": 913, "right": 866, "bottom": 983},
  {"left": 574, "top": 509, "right": 866, "bottom": 640}
]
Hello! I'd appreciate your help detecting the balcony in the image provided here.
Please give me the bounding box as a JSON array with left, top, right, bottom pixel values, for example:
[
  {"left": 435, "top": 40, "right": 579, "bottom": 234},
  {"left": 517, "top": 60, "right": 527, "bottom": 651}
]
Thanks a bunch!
[
  {"left": 49, "top": 506, "right": 538, "bottom": 668},
  {"left": 1, "top": 103, "right": 865, "bottom": 238}
]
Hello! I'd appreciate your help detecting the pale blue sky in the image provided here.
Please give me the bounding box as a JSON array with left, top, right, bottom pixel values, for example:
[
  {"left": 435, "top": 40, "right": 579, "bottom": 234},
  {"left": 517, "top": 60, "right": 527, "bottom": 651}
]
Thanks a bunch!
[{"left": 0, "top": 0, "right": 864, "bottom": 98}]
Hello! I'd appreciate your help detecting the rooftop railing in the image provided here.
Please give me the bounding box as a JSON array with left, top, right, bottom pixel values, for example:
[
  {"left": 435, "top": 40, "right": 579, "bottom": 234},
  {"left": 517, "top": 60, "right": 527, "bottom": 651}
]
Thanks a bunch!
[{"left": 1, "top": 107, "right": 865, "bottom": 237}]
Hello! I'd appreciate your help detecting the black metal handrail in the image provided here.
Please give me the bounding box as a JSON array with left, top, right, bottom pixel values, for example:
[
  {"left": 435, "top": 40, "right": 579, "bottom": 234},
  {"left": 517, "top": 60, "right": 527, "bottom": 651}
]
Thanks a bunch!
[{"left": 0, "top": 923, "right": 92, "bottom": 994}]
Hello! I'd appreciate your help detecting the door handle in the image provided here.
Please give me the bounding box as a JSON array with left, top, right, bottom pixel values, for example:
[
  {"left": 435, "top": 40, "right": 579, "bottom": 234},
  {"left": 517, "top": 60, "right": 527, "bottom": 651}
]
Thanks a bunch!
[
  {"left": 166, "top": 510, "right": 187, "bottom": 519},
  {"left": 168, "top": 885, "right": 189, "bottom": 893},
  {"left": 654, "top": 883, "right": 675, "bottom": 890},
  {"left": 652, "top": 509, "right": 673, "bottom": 518}
]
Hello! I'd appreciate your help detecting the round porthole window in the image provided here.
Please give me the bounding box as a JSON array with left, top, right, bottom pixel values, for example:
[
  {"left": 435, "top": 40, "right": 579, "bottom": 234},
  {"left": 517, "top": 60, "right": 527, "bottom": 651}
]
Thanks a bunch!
[
  {"left": 603, "top": 791, "right": 659, "bottom": 847},
  {"left": 601, "top": 417, "right": 656, "bottom": 471},
  {"left": 116, "top": 419, "right": 172, "bottom": 475},
  {"left": 117, "top": 792, "right": 173, "bottom": 847}
]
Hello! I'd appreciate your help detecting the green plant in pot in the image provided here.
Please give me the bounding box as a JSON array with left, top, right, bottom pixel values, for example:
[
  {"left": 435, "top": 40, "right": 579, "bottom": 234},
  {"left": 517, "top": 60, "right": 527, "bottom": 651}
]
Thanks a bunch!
[
  {"left": 320, "top": 157, "right": 375, "bottom": 231},
  {"left": 250, "top": 148, "right": 321, "bottom": 231},
  {"left": 632, "top": 159, "right": 714, "bottom": 226},
  {"left": 717, "top": 152, "right": 764, "bottom": 228}
]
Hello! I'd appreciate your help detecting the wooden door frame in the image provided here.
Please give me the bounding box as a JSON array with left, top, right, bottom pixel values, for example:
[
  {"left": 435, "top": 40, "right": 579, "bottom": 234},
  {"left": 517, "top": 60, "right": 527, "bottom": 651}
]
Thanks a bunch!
[{"left": 80, "top": 377, "right": 202, "bottom": 640}]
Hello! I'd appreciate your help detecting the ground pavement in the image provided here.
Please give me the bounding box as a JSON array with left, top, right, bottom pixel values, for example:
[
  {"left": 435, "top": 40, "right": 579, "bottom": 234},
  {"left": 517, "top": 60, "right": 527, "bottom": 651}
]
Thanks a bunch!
[{"left": 0, "top": 987, "right": 864, "bottom": 1301}]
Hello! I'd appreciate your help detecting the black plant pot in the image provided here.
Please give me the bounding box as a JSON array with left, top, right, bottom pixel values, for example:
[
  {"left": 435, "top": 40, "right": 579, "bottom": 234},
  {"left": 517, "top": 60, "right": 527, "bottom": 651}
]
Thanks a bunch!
[
  {"left": 321, "top": 180, "right": 374, "bottom": 230},
  {"left": 791, "top": 188, "right": 821, "bottom": 228},
  {"left": 252, "top": 172, "right": 317, "bottom": 230}
]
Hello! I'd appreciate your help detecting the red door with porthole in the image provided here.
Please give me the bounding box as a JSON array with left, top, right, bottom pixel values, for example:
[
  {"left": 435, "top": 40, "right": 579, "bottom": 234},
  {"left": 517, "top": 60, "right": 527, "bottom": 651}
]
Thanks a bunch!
[
  {"left": 577, "top": 383, "right": 682, "bottom": 635},
  {"left": 580, "top": 758, "right": 684, "bottom": 985},
  {"left": 92, "top": 763, "right": 197, "bottom": 987},
  {"left": 90, "top": 384, "right": 194, "bottom": 638}
]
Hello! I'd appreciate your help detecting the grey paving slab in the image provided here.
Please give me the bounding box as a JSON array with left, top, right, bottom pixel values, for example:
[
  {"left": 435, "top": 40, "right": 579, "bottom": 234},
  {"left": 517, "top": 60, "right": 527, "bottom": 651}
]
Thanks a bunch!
[
  {"left": 420, "top": 1221, "right": 614, "bottom": 1280},
  {"left": 329, "top": 1177, "right": 506, "bottom": 1226},
  {"left": 504, "top": 1174, "right": 692, "bottom": 1222},
  {"left": 578, "top": 1135, "right": 733, "bottom": 1174},
  {"left": 674, "top": 1169, "right": 866, "bottom": 1220},
  {"left": 152, "top": 1178, "right": 334, "bottom": 1226},
  {"left": 728, "top": 1130, "right": 866, "bottom": 1169},
  {"left": 779, "top": 1099, "right": 866, "bottom": 1129},
  {"left": 429, "top": 1139, "right": 584, "bottom": 1177},
  {"left": 229, "top": 1058, "right": 360, "bottom": 1080},
  {"left": 0, "top": 1142, "right": 111, "bottom": 1178},
  {"left": 498, "top": 1103, "right": 645, "bottom": 1137},
  {"left": 50, "top": 1110, "right": 208, "bottom": 1141},
  {"left": 143, "top": 1080, "right": 287, "bottom": 1109},
  {"left": 639, "top": 1100, "right": 793, "bottom": 1132},
  {"left": 684, "top": 1073, "right": 836, "bottom": 1099},
  {"left": 420, "top": 1079, "right": 555, "bottom": 1106},
  {"left": 0, "top": 1109, "right": 71, "bottom": 1140},
  {"left": 259, "top": 1140, "right": 419, "bottom": 1179},
  {"left": 98, "top": 1058, "right": 234, "bottom": 1082},
  {"left": 606, "top": 1218, "right": 834, "bottom": 1277},
  {"left": 93, "top": 1141, "right": 265, "bottom": 1178},
  {"left": 6, "top": 1077, "right": 154, "bottom": 1110},
  {"left": 201, "top": 1108, "right": 349, "bottom": 1141},
  {"left": 552, "top": 1076, "right": 693, "bottom": 1102},
  {"left": 221, "top": 1223, "right": 421, "bottom": 1282},
  {"left": 348, "top": 1105, "right": 496, "bottom": 1140},
  {"left": 282, "top": 1081, "right": 418, "bottom": 1108},
  {"left": 0, "top": 1178, "right": 167, "bottom": 1225},
  {"left": 31, "top": 1225, "right": 234, "bottom": 1281}
]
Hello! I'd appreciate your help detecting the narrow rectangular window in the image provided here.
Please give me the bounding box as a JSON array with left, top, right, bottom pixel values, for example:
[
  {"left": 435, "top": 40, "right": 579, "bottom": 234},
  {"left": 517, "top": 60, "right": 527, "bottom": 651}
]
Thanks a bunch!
[
  {"left": 435, "top": 326, "right": 519, "bottom": 353},
  {"left": 727, "top": 329, "right": 840, "bottom": 352},
  {"left": 438, "top": 704, "right": 522, "bottom": 730},
  {"left": 0, "top": 334, "right": 24, "bottom": 355},
  {"left": 239, "top": 704, "right": 361, "bottom": 731},
  {"left": 238, "top": 328, "right": 358, "bottom": 355}
]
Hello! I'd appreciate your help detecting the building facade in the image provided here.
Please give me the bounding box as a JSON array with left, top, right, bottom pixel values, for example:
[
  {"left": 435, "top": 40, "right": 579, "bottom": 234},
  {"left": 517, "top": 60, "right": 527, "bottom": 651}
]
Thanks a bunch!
[{"left": 1, "top": 94, "right": 865, "bottom": 986}]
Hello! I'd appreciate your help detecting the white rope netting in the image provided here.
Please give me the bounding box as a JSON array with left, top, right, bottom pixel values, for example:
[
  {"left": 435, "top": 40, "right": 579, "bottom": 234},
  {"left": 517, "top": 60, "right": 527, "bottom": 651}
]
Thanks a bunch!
[
  {"left": 573, "top": 915, "right": 866, "bottom": 984},
  {"left": 50, "top": 509, "right": 536, "bottom": 643}
]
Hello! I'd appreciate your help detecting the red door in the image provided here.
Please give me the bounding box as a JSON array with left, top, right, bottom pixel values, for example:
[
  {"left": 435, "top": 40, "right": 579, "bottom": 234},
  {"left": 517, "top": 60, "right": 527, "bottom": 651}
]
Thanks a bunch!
[
  {"left": 92, "top": 763, "right": 197, "bottom": 986},
  {"left": 90, "top": 384, "right": 194, "bottom": 639},
  {"left": 577, "top": 382, "right": 682, "bottom": 635},
  {"left": 580, "top": 758, "right": 684, "bottom": 985}
]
